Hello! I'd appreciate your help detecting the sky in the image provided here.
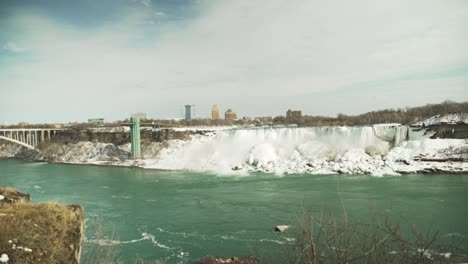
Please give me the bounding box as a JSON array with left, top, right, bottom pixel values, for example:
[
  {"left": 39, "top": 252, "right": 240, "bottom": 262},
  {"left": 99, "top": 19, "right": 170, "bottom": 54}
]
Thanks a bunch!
[{"left": 1, "top": 0, "right": 467, "bottom": 124}]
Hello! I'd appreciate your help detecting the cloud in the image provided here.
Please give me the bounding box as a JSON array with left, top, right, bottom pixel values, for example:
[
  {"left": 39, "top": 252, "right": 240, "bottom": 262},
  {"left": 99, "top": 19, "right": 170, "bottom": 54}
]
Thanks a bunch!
[
  {"left": 0, "top": 0, "right": 467, "bottom": 123},
  {"left": 2, "top": 41, "right": 25, "bottom": 52},
  {"left": 141, "top": 0, "right": 151, "bottom": 7}
]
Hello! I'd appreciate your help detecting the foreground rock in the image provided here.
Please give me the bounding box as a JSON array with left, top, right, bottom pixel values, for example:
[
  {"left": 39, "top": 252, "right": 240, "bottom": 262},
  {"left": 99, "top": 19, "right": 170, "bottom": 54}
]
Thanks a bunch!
[
  {"left": 0, "top": 188, "right": 84, "bottom": 264},
  {"left": 0, "top": 188, "right": 30, "bottom": 205},
  {"left": 199, "top": 256, "right": 258, "bottom": 264}
]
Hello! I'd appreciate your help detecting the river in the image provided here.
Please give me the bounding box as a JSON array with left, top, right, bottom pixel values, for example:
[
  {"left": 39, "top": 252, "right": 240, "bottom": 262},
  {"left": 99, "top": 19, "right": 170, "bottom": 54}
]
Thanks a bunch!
[{"left": 1, "top": 159, "right": 467, "bottom": 263}]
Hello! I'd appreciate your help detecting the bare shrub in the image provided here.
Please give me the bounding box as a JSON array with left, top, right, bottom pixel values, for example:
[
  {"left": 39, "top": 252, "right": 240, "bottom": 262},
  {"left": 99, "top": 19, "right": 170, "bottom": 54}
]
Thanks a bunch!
[{"left": 290, "top": 207, "right": 466, "bottom": 264}]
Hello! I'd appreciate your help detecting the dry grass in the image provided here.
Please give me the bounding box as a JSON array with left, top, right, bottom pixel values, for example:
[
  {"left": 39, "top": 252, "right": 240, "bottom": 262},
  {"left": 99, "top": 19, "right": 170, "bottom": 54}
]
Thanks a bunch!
[
  {"left": 0, "top": 187, "right": 30, "bottom": 205},
  {"left": 0, "top": 201, "right": 84, "bottom": 263},
  {"left": 0, "top": 186, "right": 19, "bottom": 194}
]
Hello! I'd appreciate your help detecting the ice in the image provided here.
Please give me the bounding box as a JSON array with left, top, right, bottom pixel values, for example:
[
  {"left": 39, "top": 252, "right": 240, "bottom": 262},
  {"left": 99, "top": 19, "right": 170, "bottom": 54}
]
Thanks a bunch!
[{"left": 6, "top": 124, "right": 464, "bottom": 176}]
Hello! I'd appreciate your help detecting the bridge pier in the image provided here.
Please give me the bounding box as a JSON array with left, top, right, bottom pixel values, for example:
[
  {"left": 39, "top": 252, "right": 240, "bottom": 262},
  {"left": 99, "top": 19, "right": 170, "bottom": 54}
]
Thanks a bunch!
[{"left": 130, "top": 117, "right": 141, "bottom": 159}]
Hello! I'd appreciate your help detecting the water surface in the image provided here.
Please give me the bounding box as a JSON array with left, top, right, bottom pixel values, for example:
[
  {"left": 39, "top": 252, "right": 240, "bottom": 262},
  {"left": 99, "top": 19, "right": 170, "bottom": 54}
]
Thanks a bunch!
[{"left": 1, "top": 159, "right": 467, "bottom": 263}]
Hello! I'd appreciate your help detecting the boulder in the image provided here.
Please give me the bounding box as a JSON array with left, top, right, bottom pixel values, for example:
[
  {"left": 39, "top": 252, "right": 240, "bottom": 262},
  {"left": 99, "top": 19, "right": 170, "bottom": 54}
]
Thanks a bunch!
[
  {"left": 199, "top": 256, "right": 258, "bottom": 264},
  {"left": 274, "top": 225, "right": 290, "bottom": 232}
]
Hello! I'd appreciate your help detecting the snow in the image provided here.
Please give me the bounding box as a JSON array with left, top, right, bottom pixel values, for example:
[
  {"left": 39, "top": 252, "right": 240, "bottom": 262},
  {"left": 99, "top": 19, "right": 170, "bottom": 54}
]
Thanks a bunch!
[
  {"left": 2, "top": 124, "right": 466, "bottom": 176},
  {"left": 171, "top": 126, "right": 236, "bottom": 132},
  {"left": 135, "top": 126, "right": 466, "bottom": 175},
  {"left": 384, "top": 139, "right": 468, "bottom": 173},
  {"left": 0, "top": 254, "right": 8, "bottom": 263},
  {"left": 414, "top": 113, "right": 468, "bottom": 126}
]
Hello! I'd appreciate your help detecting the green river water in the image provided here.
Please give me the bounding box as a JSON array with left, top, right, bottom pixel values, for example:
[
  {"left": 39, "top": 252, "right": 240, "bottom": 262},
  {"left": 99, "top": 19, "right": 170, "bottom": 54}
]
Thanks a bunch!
[{"left": 1, "top": 159, "right": 468, "bottom": 263}]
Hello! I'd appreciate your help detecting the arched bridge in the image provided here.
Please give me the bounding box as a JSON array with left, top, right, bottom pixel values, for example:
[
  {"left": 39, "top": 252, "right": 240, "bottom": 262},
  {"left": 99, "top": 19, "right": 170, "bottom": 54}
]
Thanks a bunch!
[{"left": 0, "top": 128, "right": 65, "bottom": 149}]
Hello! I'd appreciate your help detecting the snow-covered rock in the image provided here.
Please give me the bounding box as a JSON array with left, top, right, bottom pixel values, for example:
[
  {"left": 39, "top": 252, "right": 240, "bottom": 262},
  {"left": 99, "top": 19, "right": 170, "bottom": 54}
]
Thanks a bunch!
[
  {"left": 414, "top": 113, "right": 468, "bottom": 126},
  {"left": 274, "top": 225, "right": 290, "bottom": 232},
  {"left": 3, "top": 125, "right": 466, "bottom": 176},
  {"left": 365, "top": 141, "right": 390, "bottom": 156}
]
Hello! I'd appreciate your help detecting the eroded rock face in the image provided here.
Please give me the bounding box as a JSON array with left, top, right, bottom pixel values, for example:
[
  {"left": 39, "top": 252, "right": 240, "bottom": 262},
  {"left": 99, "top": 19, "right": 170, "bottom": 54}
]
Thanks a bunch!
[
  {"left": 0, "top": 143, "right": 22, "bottom": 158},
  {"left": 0, "top": 188, "right": 85, "bottom": 264}
]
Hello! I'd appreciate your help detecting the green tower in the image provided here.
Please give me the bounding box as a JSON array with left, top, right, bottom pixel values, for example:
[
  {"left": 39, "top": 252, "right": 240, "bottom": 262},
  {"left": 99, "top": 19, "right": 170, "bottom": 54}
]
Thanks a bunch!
[{"left": 130, "top": 117, "right": 141, "bottom": 159}]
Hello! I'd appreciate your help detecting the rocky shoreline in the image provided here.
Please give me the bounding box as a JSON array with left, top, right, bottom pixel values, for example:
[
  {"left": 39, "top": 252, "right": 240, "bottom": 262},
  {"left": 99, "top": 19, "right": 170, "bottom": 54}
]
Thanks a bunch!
[
  {"left": 1, "top": 119, "right": 467, "bottom": 176},
  {"left": 1, "top": 135, "right": 466, "bottom": 177}
]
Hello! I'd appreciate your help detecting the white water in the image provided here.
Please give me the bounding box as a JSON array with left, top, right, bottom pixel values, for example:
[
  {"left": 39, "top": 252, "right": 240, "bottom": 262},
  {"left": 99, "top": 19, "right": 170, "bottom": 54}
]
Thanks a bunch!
[
  {"left": 143, "top": 125, "right": 412, "bottom": 174},
  {"left": 4, "top": 122, "right": 464, "bottom": 175}
]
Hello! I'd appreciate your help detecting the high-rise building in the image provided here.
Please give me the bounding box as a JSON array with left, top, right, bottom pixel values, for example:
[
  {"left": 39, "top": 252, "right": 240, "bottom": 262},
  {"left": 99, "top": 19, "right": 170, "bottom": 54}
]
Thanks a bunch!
[
  {"left": 211, "top": 104, "right": 220, "bottom": 119},
  {"left": 185, "top": 105, "right": 192, "bottom": 120},
  {"left": 225, "top": 109, "right": 237, "bottom": 121}
]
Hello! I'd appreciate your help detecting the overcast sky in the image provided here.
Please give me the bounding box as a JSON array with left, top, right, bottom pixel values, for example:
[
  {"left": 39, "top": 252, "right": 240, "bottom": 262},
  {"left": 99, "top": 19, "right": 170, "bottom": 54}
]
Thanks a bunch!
[{"left": 1, "top": 0, "right": 467, "bottom": 123}]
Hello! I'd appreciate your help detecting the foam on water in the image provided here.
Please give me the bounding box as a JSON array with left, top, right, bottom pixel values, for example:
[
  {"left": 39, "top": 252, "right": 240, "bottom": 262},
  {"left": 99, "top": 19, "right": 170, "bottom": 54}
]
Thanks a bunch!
[{"left": 85, "top": 232, "right": 173, "bottom": 249}]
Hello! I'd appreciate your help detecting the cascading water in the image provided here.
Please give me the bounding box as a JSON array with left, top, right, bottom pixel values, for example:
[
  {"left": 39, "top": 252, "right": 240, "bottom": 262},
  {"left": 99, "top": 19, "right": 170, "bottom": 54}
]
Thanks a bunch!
[
  {"left": 373, "top": 124, "right": 409, "bottom": 147},
  {"left": 144, "top": 125, "right": 411, "bottom": 174}
]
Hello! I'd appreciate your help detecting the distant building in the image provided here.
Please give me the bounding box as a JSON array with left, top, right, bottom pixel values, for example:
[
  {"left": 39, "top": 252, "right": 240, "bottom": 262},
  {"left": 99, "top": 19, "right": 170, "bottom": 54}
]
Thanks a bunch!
[
  {"left": 18, "top": 122, "right": 29, "bottom": 127},
  {"left": 0, "top": 121, "right": 7, "bottom": 127},
  {"left": 132, "top": 112, "right": 147, "bottom": 120},
  {"left": 185, "top": 105, "right": 192, "bottom": 121},
  {"left": 225, "top": 109, "right": 237, "bottom": 121},
  {"left": 211, "top": 104, "right": 220, "bottom": 119},
  {"left": 88, "top": 118, "right": 104, "bottom": 126},
  {"left": 254, "top": 116, "right": 273, "bottom": 123},
  {"left": 286, "top": 110, "right": 302, "bottom": 124}
]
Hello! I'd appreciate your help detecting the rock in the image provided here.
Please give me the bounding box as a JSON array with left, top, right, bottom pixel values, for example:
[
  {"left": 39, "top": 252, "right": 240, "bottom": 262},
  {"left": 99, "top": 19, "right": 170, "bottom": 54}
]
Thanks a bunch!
[
  {"left": 0, "top": 254, "right": 9, "bottom": 263},
  {"left": 0, "top": 188, "right": 30, "bottom": 206},
  {"left": 232, "top": 164, "right": 243, "bottom": 171},
  {"left": 0, "top": 189, "right": 85, "bottom": 264},
  {"left": 274, "top": 225, "right": 290, "bottom": 232},
  {"left": 199, "top": 256, "right": 258, "bottom": 264}
]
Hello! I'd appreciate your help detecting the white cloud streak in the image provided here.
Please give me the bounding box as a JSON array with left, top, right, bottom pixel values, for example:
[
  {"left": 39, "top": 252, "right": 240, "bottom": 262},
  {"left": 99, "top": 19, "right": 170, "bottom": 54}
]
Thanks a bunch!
[
  {"left": 2, "top": 41, "right": 25, "bottom": 52},
  {"left": 141, "top": 0, "right": 151, "bottom": 7}
]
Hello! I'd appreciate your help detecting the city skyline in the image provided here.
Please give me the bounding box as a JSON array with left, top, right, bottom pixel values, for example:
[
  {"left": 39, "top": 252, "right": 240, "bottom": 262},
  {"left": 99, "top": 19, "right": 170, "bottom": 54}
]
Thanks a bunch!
[{"left": 1, "top": 0, "right": 468, "bottom": 124}]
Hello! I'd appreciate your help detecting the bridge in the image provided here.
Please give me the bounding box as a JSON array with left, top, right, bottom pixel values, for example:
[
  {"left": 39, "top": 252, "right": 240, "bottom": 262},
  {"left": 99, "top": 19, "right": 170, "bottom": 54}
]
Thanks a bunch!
[
  {"left": 0, "top": 128, "right": 64, "bottom": 149},
  {"left": 1, "top": 118, "right": 141, "bottom": 158}
]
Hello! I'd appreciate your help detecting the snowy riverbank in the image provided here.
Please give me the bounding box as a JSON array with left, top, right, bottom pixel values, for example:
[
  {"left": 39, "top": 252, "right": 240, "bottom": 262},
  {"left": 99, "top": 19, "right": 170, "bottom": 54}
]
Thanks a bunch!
[{"left": 1, "top": 123, "right": 467, "bottom": 176}]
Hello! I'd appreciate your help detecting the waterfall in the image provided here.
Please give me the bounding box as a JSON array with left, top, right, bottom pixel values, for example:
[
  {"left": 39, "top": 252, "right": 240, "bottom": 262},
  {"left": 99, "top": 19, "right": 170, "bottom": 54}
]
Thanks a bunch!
[
  {"left": 373, "top": 124, "right": 409, "bottom": 147},
  {"left": 394, "top": 126, "right": 409, "bottom": 147},
  {"left": 144, "top": 125, "right": 411, "bottom": 172}
]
